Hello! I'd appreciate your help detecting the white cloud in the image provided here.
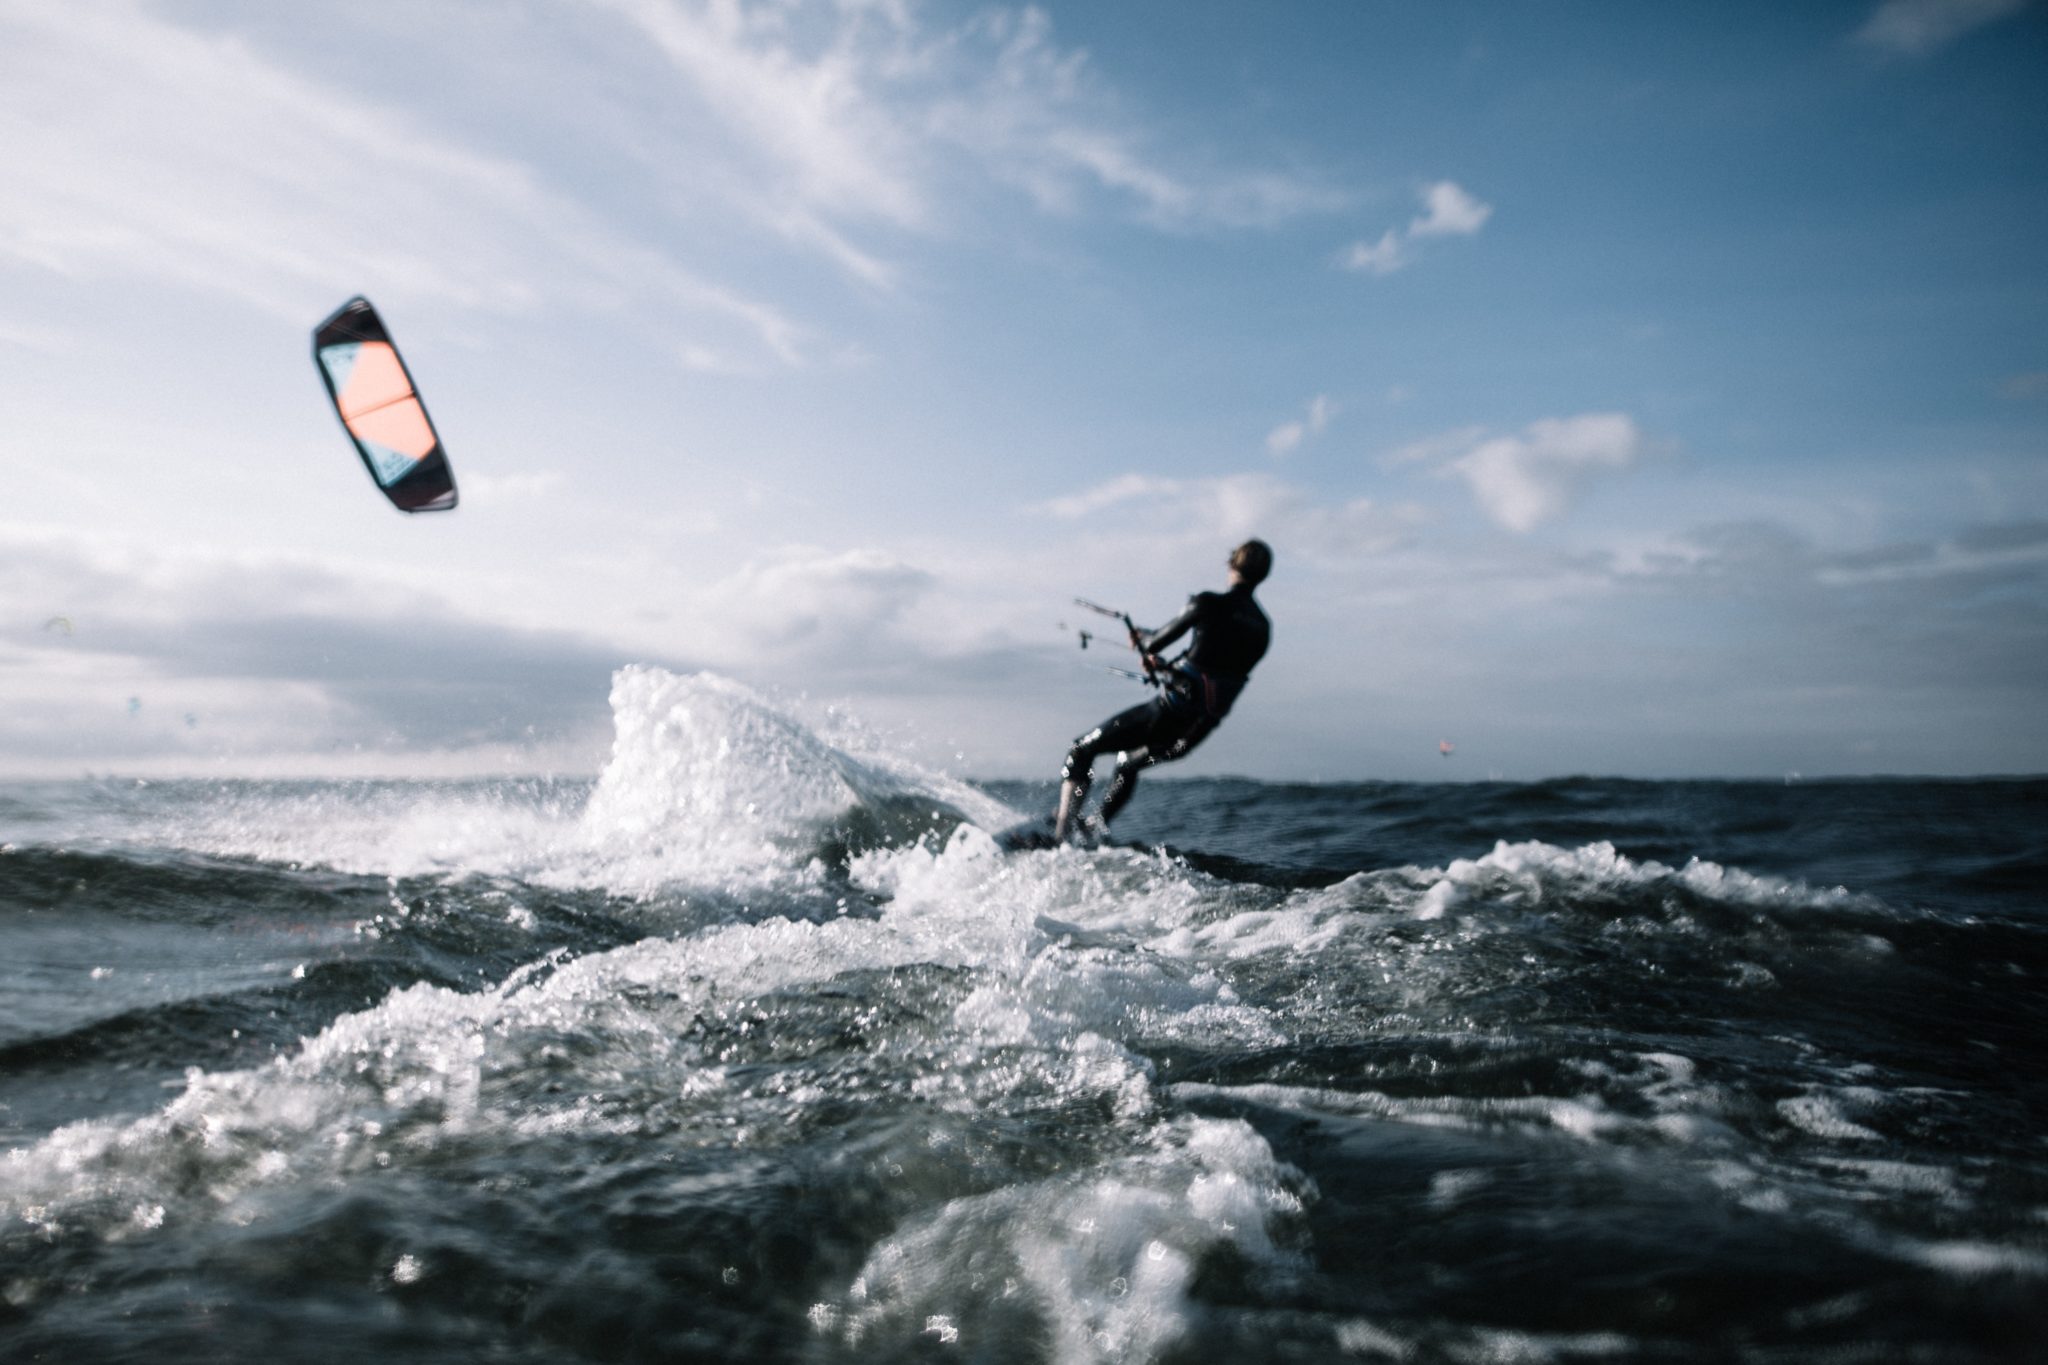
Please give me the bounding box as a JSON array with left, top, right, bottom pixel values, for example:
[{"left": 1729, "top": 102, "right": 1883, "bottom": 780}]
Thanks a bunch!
[
  {"left": 0, "top": 318, "right": 72, "bottom": 354},
  {"left": 1813, "top": 522, "right": 2048, "bottom": 585},
  {"left": 1405, "top": 414, "right": 1649, "bottom": 532},
  {"left": 1854, "top": 0, "right": 2030, "bottom": 55},
  {"left": 1385, "top": 424, "right": 1491, "bottom": 468},
  {"left": 0, "top": 0, "right": 1348, "bottom": 385},
  {"left": 1033, "top": 470, "right": 1416, "bottom": 567},
  {"left": 1037, "top": 473, "right": 1183, "bottom": 520},
  {"left": 0, "top": 524, "right": 640, "bottom": 772},
  {"left": 0, "top": 2, "right": 813, "bottom": 365},
  {"left": 1341, "top": 228, "right": 1410, "bottom": 276},
  {"left": 600, "top": 0, "right": 930, "bottom": 230},
  {"left": 697, "top": 547, "right": 935, "bottom": 655},
  {"left": 1409, "top": 180, "right": 1494, "bottom": 238},
  {"left": 604, "top": 0, "right": 1341, "bottom": 264},
  {"left": 1341, "top": 180, "right": 1492, "bottom": 276},
  {"left": 462, "top": 471, "right": 569, "bottom": 503},
  {"left": 1265, "top": 394, "right": 1335, "bottom": 457},
  {"left": 931, "top": 7, "right": 1344, "bottom": 231}
]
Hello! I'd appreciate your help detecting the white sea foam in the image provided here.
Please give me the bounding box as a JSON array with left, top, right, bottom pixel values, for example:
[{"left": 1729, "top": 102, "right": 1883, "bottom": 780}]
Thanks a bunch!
[
  {"left": 1776, "top": 1089, "right": 1885, "bottom": 1142},
  {"left": 117, "top": 668, "right": 1016, "bottom": 898},
  {"left": 1450, "top": 1328, "right": 1638, "bottom": 1362},
  {"left": 1151, "top": 835, "right": 1881, "bottom": 984},
  {"left": 1901, "top": 1239, "right": 2048, "bottom": 1278},
  {"left": 1164, "top": 1079, "right": 1640, "bottom": 1145},
  {"left": 1416, "top": 838, "right": 1871, "bottom": 918},
  {"left": 74, "top": 672, "right": 1883, "bottom": 955},
  {"left": 1, "top": 706, "right": 1284, "bottom": 1297},
  {"left": 8, "top": 672, "right": 1997, "bottom": 1360},
  {"left": 1817, "top": 1157, "right": 1967, "bottom": 1205},
  {"left": 829, "top": 1114, "right": 1307, "bottom": 1364},
  {"left": 1, "top": 667, "right": 1331, "bottom": 1365},
  {"left": 576, "top": 667, "right": 1007, "bottom": 893}
]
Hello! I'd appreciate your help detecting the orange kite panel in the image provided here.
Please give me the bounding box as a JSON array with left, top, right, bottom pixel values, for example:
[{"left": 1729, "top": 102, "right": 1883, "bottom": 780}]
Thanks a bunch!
[
  {"left": 335, "top": 341, "right": 414, "bottom": 421},
  {"left": 346, "top": 397, "right": 438, "bottom": 461}
]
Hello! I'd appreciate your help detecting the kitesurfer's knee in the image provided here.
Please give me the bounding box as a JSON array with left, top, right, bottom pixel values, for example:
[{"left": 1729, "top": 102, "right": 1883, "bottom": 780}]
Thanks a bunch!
[
  {"left": 1061, "top": 728, "right": 1104, "bottom": 788},
  {"left": 1100, "top": 756, "right": 1145, "bottom": 825}
]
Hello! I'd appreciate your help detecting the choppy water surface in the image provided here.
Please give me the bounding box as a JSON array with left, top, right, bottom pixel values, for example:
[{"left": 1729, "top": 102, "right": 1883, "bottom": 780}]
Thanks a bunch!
[{"left": 3, "top": 668, "right": 2044, "bottom": 1362}]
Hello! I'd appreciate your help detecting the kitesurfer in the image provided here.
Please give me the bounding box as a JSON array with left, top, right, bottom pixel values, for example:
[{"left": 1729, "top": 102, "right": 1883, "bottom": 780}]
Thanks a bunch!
[{"left": 1052, "top": 540, "right": 1272, "bottom": 843}]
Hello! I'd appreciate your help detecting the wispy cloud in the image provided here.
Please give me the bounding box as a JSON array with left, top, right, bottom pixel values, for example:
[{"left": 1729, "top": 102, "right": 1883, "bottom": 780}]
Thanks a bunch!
[
  {"left": 0, "top": 3, "right": 817, "bottom": 364},
  {"left": 1813, "top": 519, "right": 2048, "bottom": 585},
  {"left": 929, "top": 7, "right": 1344, "bottom": 230},
  {"left": 1034, "top": 470, "right": 1416, "bottom": 567},
  {"left": 1386, "top": 424, "right": 1492, "bottom": 468},
  {"left": 1853, "top": 0, "right": 2030, "bottom": 56},
  {"left": 604, "top": 0, "right": 1342, "bottom": 269},
  {"left": 1341, "top": 229, "right": 1410, "bottom": 277},
  {"left": 600, "top": 0, "right": 931, "bottom": 231},
  {"left": 0, "top": 318, "right": 73, "bottom": 355},
  {"left": 461, "top": 471, "right": 570, "bottom": 504},
  {"left": 0, "top": 1, "right": 1347, "bottom": 373},
  {"left": 1341, "top": 180, "right": 1493, "bottom": 276},
  {"left": 1037, "top": 473, "right": 1184, "bottom": 520},
  {"left": 1265, "top": 395, "right": 1335, "bottom": 457}
]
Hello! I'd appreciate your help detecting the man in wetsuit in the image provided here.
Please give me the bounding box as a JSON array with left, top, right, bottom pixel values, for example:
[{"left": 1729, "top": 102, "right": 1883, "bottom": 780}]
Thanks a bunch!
[{"left": 1052, "top": 539, "right": 1272, "bottom": 844}]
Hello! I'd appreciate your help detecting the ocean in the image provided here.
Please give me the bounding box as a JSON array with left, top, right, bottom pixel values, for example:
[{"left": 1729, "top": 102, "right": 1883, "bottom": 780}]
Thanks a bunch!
[{"left": 3, "top": 667, "right": 2043, "bottom": 1363}]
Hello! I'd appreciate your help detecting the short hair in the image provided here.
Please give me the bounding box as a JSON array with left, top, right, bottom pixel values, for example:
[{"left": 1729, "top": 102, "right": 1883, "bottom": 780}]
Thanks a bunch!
[{"left": 1230, "top": 538, "right": 1272, "bottom": 586}]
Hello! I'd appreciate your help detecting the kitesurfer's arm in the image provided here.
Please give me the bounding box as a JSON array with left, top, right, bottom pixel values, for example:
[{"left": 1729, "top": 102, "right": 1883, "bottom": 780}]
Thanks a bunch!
[{"left": 1139, "top": 598, "right": 1202, "bottom": 661}]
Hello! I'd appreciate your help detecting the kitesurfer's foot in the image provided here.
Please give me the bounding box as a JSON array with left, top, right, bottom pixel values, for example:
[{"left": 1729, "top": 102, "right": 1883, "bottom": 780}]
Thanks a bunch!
[{"left": 1051, "top": 779, "right": 1086, "bottom": 844}]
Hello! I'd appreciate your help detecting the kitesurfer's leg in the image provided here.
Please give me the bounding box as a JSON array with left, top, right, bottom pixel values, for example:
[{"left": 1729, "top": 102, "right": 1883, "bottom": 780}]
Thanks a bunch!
[
  {"left": 1159, "top": 713, "right": 1217, "bottom": 765},
  {"left": 1097, "top": 713, "right": 1217, "bottom": 829},
  {"left": 1055, "top": 739, "right": 1100, "bottom": 841},
  {"left": 1055, "top": 700, "right": 1158, "bottom": 842},
  {"left": 1053, "top": 777, "right": 1088, "bottom": 842},
  {"left": 1098, "top": 751, "right": 1150, "bottom": 826}
]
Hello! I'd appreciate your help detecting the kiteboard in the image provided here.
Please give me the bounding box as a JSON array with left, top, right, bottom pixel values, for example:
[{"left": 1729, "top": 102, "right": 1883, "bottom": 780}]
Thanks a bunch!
[
  {"left": 994, "top": 815, "right": 1059, "bottom": 852},
  {"left": 992, "top": 814, "right": 1104, "bottom": 852}
]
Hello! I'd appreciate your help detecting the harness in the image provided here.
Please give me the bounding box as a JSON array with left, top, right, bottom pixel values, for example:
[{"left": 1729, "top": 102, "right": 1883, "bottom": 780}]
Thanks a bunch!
[{"left": 1162, "top": 663, "right": 1246, "bottom": 719}]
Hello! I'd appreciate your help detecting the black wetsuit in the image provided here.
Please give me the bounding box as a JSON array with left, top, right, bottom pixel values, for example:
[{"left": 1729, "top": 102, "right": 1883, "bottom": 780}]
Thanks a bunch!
[{"left": 1062, "top": 583, "right": 1270, "bottom": 826}]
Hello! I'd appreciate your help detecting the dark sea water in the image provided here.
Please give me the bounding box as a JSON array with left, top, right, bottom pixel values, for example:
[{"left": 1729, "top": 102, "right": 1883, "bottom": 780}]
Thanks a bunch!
[{"left": 3, "top": 668, "right": 2044, "bottom": 1363}]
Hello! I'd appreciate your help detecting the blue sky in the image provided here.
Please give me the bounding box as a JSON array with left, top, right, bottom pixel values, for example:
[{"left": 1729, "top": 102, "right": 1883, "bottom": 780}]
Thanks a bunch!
[{"left": 2, "top": 0, "right": 2043, "bottom": 781}]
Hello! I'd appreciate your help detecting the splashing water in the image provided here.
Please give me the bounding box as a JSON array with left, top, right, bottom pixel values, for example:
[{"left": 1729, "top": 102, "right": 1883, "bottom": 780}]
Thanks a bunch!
[{"left": 2, "top": 672, "right": 2044, "bottom": 1362}]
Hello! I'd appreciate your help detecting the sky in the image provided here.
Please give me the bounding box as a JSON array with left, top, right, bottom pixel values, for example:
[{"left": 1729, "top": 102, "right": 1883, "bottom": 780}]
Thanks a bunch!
[{"left": 2, "top": 0, "right": 2044, "bottom": 782}]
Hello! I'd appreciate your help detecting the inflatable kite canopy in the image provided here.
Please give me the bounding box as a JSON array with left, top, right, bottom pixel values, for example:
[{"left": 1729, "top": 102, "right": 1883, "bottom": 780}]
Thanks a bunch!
[{"left": 312, "top": 297, "right": 458, "bottom": 513}]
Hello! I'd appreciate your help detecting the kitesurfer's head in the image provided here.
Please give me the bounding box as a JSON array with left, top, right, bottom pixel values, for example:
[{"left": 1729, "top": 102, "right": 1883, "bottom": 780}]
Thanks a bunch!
[{"left": 1229, "top": 539, "right": 1272, "bottom": 587}]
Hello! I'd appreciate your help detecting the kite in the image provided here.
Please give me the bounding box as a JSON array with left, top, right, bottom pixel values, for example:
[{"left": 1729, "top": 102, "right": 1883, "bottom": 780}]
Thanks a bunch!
[
  {"left": 1439, "top": 739, "right": 1455, "bottom": 758},
  {"left": 311, "top": 296, "right": 458, "bottom": 513},
  {"left": 43, "top": 615, "right": 73, "bottom": 635}
]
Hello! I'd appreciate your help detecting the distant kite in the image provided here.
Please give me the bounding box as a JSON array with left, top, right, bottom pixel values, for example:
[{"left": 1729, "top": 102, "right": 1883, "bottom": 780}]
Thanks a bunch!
[
  {"left": 1439, "top": 739, "right": 1455, "bottom": 758},
  {"left": 43, "top": 615, "right": 73, "bottom": 635},
  {"left": 312, "top": 296, "right": 458, "bottom": 513},
  {"left": 127, "top": 697, "right": 142, "bottom": 716}
]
